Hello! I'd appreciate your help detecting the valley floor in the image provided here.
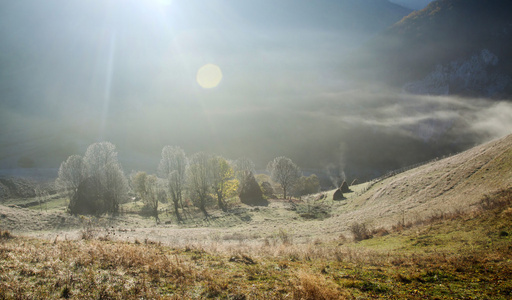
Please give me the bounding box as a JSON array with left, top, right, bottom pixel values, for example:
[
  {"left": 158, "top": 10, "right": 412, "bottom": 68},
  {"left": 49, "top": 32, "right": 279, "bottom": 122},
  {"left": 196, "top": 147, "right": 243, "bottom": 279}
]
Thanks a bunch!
[
  {"left": 1, "top": 134, "right": 512, "bottom": 298},
  {"left": 1, "top": 188, "right": 512, "bottom": 299}
]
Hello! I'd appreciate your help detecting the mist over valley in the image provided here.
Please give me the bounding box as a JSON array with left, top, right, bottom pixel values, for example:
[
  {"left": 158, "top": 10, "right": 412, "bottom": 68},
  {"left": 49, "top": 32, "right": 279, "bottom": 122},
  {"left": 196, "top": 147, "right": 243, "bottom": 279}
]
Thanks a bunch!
[{"left": 2, "top": 0, "right": 511, "bottom": 185}]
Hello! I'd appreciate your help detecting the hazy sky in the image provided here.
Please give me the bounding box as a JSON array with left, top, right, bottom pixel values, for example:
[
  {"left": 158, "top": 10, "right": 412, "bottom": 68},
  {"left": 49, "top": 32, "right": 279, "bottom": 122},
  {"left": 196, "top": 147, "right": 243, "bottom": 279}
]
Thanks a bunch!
[{"left": 2, "top": 0, "right": 509, "bottom": 183}]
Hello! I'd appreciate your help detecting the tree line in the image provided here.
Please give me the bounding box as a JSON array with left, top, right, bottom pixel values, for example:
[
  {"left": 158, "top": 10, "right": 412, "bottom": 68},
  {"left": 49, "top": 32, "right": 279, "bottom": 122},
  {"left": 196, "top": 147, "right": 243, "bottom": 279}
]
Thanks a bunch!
[{"left": 57, "top": 142, "right": 320, "bottom": 221}]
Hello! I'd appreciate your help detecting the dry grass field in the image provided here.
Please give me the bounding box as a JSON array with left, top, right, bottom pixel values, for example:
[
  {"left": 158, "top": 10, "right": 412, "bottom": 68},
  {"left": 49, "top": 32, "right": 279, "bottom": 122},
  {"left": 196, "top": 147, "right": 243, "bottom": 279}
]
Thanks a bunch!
[
  {"left": 1, "top": 134, "right": 512, "bottom": 299},
  {"left": 1, "top": 188, "right": 511, "bottom": 299}
]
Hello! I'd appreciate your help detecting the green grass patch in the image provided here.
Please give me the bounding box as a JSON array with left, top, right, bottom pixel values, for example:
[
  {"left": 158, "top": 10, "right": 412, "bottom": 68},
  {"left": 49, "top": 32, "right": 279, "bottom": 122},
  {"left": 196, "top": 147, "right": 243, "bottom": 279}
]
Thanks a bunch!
[{"left": 27, "top": 197, "right": 68, "bottom": 211}]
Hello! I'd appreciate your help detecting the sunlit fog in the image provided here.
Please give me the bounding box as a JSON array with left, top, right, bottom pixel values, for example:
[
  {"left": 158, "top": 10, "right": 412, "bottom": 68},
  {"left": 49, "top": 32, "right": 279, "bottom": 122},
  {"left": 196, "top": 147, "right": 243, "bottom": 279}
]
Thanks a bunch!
[{"left": 1, "top": 0, "right": 510, "bottom": 183}]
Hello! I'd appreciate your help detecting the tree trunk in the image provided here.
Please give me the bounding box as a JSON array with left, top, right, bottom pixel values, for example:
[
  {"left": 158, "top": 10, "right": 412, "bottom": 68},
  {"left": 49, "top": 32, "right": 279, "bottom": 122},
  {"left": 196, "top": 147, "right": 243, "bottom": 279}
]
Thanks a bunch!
[
  {"left": 173, "top": 200, "right": 183, "bottom": 223},
  {"left": 217, "top": 193, "right": 227, "bottom": 212},
  {"left": 283, "top": 187, "right": 287, "bottom": 200},
  {"left": 154, "top": 208, "right": 159, "bottom": 224},
  {"left": 199, "top": 201, "right": 209, "bottom": 219}
]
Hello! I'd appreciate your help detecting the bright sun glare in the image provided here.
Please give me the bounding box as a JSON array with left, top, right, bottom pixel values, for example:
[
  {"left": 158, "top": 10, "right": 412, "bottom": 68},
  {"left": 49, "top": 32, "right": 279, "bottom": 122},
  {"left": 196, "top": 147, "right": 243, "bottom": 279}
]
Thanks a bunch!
[{"left": 196, "top": 64, "right": 223, "bottom": 89}]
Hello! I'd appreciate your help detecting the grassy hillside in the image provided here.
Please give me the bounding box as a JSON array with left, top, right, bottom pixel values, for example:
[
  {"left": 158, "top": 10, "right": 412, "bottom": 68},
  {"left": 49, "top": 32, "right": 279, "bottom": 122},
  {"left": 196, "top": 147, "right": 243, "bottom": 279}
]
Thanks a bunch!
[
  {"left": 325, "top": 133, "right": 512, "bottom": 233},
  {"left": 1, "top": 187, "right": 511, "bottom": 299},
  {"left": 1, "top": 134, "right": 512, "bottom": 298}
]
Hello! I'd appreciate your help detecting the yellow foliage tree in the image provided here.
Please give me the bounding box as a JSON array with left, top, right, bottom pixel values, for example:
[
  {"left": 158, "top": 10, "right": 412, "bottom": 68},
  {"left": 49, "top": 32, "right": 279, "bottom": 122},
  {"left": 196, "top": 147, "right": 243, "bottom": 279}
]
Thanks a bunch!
[{"left": 211, "top": 156, "right": 238, "bottom": 211}]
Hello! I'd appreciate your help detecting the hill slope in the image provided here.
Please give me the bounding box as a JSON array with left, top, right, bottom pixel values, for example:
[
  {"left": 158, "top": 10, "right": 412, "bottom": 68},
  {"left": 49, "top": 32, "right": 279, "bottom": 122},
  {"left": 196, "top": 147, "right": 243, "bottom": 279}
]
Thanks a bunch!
[
  {"left": 330, "top": 133, "right": 512, "bottom": 230},
  {"left": 347, "top": 0, "right": 512, "bottom": 97}
]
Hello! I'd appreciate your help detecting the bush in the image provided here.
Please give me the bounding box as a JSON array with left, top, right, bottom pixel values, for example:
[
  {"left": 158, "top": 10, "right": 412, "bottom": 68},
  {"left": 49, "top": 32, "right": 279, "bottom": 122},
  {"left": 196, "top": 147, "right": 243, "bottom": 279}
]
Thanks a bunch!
[
  {"left": 291, "top": 271, "right": 342, "bottom": 300},
  {"left": 479, "top": 188, "right": 512, "bottom": 211},
  {"left": 260, "top": 181, "right": 275, "bottom": 199},
  {"left": 0, "top": 230, "right": 12, "bottom": 239},
  {"left": 350, "top": 222, "right": 372, "bottom": 241},
  {"left": 297, "top": 201, "right": 330, "bottom": 220},
  {"left": 277, "top": 228, "right": 292, "bottom": 245}
]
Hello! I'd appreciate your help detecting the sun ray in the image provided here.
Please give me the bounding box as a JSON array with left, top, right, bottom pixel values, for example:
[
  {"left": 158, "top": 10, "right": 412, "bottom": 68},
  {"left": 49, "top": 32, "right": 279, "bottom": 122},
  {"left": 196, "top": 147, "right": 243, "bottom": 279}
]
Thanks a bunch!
[{"left": 99, "top": 30, "right": 117, "bottom": 141}]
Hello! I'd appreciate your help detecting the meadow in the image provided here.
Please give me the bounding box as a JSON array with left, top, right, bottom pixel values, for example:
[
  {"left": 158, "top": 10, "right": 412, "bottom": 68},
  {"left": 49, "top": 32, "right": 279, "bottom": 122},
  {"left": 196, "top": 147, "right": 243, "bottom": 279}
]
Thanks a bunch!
[
  {"left": 1, "top": 134, "right": 512, "bottom": 299},
  {"left": 1, "top": 187, "right": 511, "bottom": 299}
]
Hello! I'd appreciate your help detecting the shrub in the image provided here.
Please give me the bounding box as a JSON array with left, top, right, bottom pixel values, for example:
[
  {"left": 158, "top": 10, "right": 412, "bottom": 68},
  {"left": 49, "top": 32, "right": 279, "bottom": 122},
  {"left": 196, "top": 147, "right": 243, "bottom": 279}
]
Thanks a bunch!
[
  {"left": 80, "top": 227, "right": 95, "bottom": 240},
  {"left": 260, "top": 181, "right": 275, "bottom": 199},
  {"left": 278, "top": 228, "right": 292, "bottom": 245},
  {"left": 480, "top": 188, "right": 512, "bottom": 211},
  {"left": 297, "top": 200, "right": 330, "bottom": 220},
  {"left": 0, "top": 230, "right": 12, "bottom": 239},
  {"left": 291, "top": 271, "right": 343, "bottom": 300},
  {"left": 350, "top": 222, "right": 372, "bottom": 241}
]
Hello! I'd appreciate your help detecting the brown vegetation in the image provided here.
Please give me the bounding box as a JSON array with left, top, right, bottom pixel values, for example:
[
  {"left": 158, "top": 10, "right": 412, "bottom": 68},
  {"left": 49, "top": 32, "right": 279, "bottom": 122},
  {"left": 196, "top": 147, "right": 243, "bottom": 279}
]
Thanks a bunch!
[
  {"left": 2, "top": 134, "right": 512, "bottom": 298},
  {"left": 1, "top": 188, "right": 512, "bottom": 299}
]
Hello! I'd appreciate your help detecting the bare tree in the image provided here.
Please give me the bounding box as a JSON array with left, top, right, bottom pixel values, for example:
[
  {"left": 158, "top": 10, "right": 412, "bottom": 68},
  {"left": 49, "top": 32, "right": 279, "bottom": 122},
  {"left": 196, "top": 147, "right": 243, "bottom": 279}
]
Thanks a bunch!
[
  {"left": 151, "top": 175, "right": 166, "bottom": 223},
  {"left": 131, "top": 172, "right": 163, "bottom": 222},
  {"left": 57, "top": 154, "right": 86, "bottom": 208},
  {"left": 132, "top": 171, "right": 149, "bottom": 201},
  {"left": 267, "top": 156, "right": 301, "bottom": 199},
  {"left": 234, "top": 157, "right": 256, "bottom": 198},
  {"left": 187, "top": 152, "right": 213, "bottom": 218},
  {"left": 158, "top": 146, "right": 187, "bottom": 223},
  {"left": 210, "top": 156, "right": 237, "bottom": 212},
  {"left": 146, "top": 175, "right": 163, "bottom": 223},
  {"left": 83, "top": 142, "right": 118, "bottom": 178},
  {"left": 83, "top": 142, "right": 128, "bottom": 215},
  {"left": 234, "top": 157, "right": 255, "bottom": 184},
  {"left": 60, "top": 142, "right": 127, "bottom": 216}
]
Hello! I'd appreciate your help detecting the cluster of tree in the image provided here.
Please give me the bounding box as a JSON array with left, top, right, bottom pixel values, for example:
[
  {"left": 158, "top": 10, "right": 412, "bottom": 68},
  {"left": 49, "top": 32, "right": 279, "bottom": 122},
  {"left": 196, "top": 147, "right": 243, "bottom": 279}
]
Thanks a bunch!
[
  {"left": 57, "top": 142, "right": 128, "bottom": 216},
  {"left": 57, "top": 142, "right": 320, "bottom": 220},
  {"left": 131, "top": 171, "right": 166, "bottom": 222},
  {"left": 266, "top": 156, "right": 320, "bottom": 199},
  {"left": 293, "top": 174, "right": 321, "bottom": 198}
]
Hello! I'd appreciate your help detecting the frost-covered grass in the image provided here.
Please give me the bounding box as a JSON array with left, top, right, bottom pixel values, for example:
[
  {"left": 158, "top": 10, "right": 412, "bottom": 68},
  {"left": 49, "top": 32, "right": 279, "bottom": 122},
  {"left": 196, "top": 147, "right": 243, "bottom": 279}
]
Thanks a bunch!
[{"left": 2, "top": 189, "right": 512, "bottom": 299}]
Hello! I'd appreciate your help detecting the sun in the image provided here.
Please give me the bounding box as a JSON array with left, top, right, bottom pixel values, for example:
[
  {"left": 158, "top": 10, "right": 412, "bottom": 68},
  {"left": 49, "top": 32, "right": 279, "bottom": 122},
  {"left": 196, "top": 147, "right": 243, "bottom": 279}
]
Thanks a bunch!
[{"left": 196, "top": 64, "right": 223, "bottom": 89}]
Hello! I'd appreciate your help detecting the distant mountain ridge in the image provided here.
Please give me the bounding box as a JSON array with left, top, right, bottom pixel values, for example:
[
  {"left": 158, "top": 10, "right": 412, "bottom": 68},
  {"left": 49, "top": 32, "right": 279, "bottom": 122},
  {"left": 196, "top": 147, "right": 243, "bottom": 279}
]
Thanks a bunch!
[
  {"left": 347, "top": 0, "right": 512, "bottom": 98},
  {"left": 227, "top": 0, "right": 412, "bottom": 32},
  {"left": 389, "top": 0, "right": 433, "bottom": 10}
]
